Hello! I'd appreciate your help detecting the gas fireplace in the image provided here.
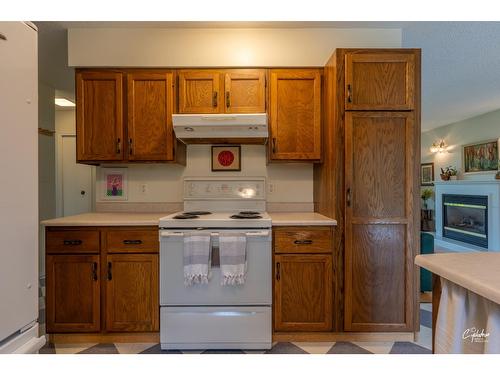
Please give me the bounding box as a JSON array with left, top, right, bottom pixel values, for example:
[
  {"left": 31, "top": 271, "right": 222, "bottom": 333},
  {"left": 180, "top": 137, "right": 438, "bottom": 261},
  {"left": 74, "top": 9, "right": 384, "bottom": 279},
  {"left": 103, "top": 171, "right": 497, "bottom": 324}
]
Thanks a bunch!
[{"left": 443, "top": 194, "right": 488, "bottom": 248}]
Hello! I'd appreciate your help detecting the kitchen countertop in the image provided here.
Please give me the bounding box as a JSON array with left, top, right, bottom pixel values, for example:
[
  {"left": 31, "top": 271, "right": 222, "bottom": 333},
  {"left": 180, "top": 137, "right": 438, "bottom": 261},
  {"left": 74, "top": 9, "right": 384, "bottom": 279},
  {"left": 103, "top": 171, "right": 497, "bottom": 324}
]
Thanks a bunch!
[
  {"left": 268, "top": 212, "right": 337, "bottom": 226},
  {"left": 40, "top": 212, "right": 169, "bottom": 227},
  {"left": 41, "top": 211, "right": 337, "bottom": 227},
  {"left": 415, "top": 252, "right": 500, "bottom": 305}
]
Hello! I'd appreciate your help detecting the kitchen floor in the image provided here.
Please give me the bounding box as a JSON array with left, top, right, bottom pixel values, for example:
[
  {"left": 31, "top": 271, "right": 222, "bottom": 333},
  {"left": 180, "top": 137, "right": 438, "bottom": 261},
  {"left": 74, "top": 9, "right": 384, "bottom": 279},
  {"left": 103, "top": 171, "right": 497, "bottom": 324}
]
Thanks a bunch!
[{"left": 37, "top": 279, "right": 432, "bottom": 354}]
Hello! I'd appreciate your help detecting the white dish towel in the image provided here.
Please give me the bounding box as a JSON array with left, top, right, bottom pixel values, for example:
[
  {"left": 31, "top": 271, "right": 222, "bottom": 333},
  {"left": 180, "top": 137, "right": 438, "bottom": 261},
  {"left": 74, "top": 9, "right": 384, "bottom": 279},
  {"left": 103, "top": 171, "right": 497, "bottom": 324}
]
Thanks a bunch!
[
  {"left": 183, "top": 231, "right": 211, "bottom": 286},
  {"left": 219, "top": 233, "right": 247, "bottom": 286}
]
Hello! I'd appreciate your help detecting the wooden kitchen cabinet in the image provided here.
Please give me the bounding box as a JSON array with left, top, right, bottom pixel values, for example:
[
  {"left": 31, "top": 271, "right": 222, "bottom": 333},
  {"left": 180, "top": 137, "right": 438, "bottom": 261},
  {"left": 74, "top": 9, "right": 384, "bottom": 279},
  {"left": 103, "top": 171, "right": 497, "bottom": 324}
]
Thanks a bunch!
[
  {"left": 127, "top": 72, "right": 175, "bottom": 161},
  {"left": 45, "top": 226, "right": 159, "bottom": 338},
  {"left": 76, "top": 69, "right": 185, "bottom": 165},
  {"left": 177, "top": 69, "right": 266, "bottom": 114},
  {"left": 105, "top": 254, "right": 159, "bottom": 332},
  {"left": 76, "top": 71, "right": 124, "bottom": 162},
  {"left": 345, "top": 52, "right": 415, "bottom": 110},
  {"left": 274, "top": 254, "right": 332, "bottom": 331},
  {"left": 344, "top": 111, "right": 417, "bottom": 332},
  {"left": 269, "top": 69, "right": 322, "bottom": 161},
  {"left": 46, "top": 254, "right": 101, "bottom": 332}
]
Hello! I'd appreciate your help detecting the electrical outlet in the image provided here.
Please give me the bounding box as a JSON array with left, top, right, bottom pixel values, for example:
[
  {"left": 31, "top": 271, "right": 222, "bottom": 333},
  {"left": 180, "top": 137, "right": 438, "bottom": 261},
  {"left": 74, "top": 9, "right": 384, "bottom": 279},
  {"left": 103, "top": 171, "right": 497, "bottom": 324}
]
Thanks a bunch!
[
  {"left": 268, "top": 183, "right": 276, "bottom": 194},
  {"left": 140, "top": 183, "right": 147, "bottom": 194}
]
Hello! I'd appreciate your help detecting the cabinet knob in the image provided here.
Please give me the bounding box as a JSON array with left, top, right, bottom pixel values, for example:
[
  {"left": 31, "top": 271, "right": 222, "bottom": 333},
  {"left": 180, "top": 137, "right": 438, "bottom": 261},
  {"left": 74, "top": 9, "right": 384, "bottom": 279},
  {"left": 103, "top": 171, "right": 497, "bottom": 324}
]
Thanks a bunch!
[
  {"left": 212, "top": 92, "right": 218, "bottom": 107},
  {"left": 129, "top": 138, "right": 133, "bottom": 155},
  {"left": 91, "top": 262, "right": 98, "bottom": 281},
  {"left": 63, "top": 239, "right": 83, "bottom": 246},
  {"left": 347, "top": 188, "right": 352, "bottom": 207},
  {"left": 347, "top": 84, "right": 352, "bottom": 103},
  {"left": 294, "top": 239, "right": 313, "bottom": 245},
  {"left": 226, "top": 91, "right": 231, "bottom": 108},
  {"left": 123, "top": 239, "right": 143, "bottom": 245},
  {"left": 116, "top": 138, "right": 121, "bottom": 154}
]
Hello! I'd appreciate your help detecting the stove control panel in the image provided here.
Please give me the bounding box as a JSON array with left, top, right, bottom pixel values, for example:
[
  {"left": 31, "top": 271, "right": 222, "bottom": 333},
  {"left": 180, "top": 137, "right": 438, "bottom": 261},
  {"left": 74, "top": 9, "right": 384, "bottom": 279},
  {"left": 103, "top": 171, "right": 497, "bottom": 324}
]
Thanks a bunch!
[{"left": 184, "top": 178, "right": 266, "bottom": 200}]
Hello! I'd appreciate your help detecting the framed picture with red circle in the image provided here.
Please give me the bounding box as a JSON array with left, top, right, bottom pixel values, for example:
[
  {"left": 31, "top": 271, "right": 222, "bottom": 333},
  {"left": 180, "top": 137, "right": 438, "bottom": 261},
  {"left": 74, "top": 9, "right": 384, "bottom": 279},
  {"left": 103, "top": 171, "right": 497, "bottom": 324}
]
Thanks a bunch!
[{"left": 211, "top": 145, "right": 241, "bottom": 171}]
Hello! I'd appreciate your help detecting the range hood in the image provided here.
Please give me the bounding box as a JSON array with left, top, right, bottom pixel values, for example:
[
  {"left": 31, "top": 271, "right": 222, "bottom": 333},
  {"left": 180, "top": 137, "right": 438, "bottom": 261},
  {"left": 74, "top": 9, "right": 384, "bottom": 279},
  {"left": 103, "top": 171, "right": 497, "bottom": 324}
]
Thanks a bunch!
[{"left": 172, "top": 113, "right": 268, "bottom": 144}]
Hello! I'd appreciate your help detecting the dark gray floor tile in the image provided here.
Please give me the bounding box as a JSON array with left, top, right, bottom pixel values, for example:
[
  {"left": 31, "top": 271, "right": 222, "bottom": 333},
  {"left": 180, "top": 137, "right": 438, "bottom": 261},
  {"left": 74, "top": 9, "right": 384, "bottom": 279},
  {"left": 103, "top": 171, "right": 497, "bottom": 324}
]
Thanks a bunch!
[
  {"left": 265, "top": 342, "right": 308, "bottom": 354},
  {"left": 389, "top": 341, "right": 431, "bottom": 354},
  {"left": 420, "top": 308, "right": 432, "bottom": 329},
  {"left": 38, "top": 342, "right": 56, "bottom": 354},
  {"left": 78, "top": 343, "right": 119, "bottom": 354},
  {"left": 327, "top": 342, "right": 372, "bottom": 354},
  {"left": 139, "top": 344, "right": 182, "bottom": 354},
  {"left": 202, "top": 349, "right": 245, "bottom": 354}
]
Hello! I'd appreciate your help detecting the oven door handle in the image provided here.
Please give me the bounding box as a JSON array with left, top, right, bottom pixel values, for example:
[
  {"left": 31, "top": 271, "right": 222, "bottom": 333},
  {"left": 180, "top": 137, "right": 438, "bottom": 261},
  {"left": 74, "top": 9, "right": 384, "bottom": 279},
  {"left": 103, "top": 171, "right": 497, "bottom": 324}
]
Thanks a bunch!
[{"left": 160, "top": 230, "right": 270, "bottom": 238}]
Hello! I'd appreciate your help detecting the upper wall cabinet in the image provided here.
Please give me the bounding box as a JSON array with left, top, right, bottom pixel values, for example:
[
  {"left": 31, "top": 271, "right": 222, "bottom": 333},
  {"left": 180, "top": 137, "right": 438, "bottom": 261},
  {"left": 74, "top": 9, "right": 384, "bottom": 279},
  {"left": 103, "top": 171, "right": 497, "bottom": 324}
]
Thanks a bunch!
[
  {"left": 177, "top": 69, "right": 266, "bottom": 114},
  {"left": 76, "top": 69, "right": 185, "bottom": 165},
  {"left": 268, "top": 69, "right": 322, "bottom": 162},
  {"left": 127, "top": 72, "right": 174, "bottom": 161},
  {"left": 76, "top": 71, "right": 124, "bottom": 162},
  {"left": 345, "top": 52, "right": 415, "bottom": 110}
]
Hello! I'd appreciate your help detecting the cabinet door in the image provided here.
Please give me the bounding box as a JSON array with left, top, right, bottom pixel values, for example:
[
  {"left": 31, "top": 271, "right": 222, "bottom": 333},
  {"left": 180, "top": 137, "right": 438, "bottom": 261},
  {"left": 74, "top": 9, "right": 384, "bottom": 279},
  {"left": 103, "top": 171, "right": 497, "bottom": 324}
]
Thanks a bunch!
[
  {"left": 224, "top": 69, "right": 266, "bottom": 113},
  {"left": 105, "top": 254, "right": 159, "bottom": 332},
  {"left": 46, "top": 255, "right": 100, "bottom": 332},
  {"left": 274, "top": 254, "right": 332, "bottom": 331},
  {"left": 269, "top": 69, "right": 321, "bottom": 161},
  {"left": 344, "top": 111, "right": 416, "bottom": 332},
  {"left": 178, "top": 70, "right": 221, "bottom": 113},
  {"left": 127, "top": 72, "right": 174, "bottom": 161},
  {"left": 76, "top": 71, "right": 124, "bottom": 161},
  {"left": 345, "top": 53, "right": 415, "bottom": 110}
]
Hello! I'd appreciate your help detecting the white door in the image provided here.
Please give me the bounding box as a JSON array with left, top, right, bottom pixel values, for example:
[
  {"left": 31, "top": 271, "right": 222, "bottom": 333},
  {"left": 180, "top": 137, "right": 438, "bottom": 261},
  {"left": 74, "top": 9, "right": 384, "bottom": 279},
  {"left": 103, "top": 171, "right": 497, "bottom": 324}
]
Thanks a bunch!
[{"left": 61, "top": 135, "right": 93, "bottom": 216}]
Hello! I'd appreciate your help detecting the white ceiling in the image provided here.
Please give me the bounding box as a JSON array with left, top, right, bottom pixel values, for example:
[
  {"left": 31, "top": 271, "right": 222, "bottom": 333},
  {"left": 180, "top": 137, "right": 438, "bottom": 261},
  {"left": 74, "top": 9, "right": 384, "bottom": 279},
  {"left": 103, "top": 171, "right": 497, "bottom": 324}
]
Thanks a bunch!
[{"left": 36, "top": 21, "right": 500, "bottom": 131}]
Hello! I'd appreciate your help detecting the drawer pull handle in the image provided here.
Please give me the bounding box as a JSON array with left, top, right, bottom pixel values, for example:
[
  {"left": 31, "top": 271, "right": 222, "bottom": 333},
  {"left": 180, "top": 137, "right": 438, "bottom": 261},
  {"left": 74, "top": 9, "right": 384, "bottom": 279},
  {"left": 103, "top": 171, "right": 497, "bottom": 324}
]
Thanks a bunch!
[
  {"left": 294, "top": 240, "right": 313, "bottom": 245},
  {"left": 276, "top": 262, "right": 280, "bottom": 281},
  {"left": 63, "top": 239, "right": 83, "bottom": 246},
  {"left": 123, "top": 239, "right": 143, "bottom": 245},
  {"left": 91, "top": 262, "right": 98, "bottom": 281},
  {"left": 347, "top": 84, "right": 352, "bottom": 103},
  {"left": 107, "top": 262, "right": 112, "bottom": 281},
  {"left": 212, "top": 91, "right": 218, "bottom": 107}
]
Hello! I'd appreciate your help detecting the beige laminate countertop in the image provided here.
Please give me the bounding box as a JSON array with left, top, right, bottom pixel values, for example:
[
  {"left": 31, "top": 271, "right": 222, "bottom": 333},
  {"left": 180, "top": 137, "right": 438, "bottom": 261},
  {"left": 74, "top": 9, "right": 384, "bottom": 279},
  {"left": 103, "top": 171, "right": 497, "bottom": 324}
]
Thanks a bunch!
[
  {"left": 41, "top": 212, "right": 169, "bottom": 227},
  {"left": 415, "top": 252, "right": 500, "bottom": 305},
  {"left": 268, "top": 212, "right": 337, "bottom": 226},
  {"left": 41, "top": 211, "right": 337, "bottom": 227}
]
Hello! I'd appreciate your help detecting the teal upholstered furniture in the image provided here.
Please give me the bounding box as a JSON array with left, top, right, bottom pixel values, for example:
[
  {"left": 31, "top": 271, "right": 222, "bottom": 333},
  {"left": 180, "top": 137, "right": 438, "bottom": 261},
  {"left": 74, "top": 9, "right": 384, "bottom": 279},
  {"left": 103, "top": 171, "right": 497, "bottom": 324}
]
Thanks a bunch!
[{"left": 420, "top": 232, "right": 434, "bottom": 292}]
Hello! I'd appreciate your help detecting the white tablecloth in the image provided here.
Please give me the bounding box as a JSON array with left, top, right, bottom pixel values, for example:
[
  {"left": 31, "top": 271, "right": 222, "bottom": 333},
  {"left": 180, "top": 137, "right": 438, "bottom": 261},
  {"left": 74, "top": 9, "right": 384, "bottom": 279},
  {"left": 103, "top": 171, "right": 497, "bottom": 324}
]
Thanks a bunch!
[{"left": 436, "top": 278, "right": 500, "bottom": 353}]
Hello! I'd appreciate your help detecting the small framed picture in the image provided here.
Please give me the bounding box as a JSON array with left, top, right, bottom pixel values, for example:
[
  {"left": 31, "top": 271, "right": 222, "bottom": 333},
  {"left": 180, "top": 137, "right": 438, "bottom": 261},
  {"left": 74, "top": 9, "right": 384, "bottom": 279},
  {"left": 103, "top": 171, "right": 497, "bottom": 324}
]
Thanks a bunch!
[
  {"left": 463, "top": 139, "right": 499, "bottom": 174},
  {"left": 211, "top": 146, "right": 241, "bottom": 172},
  {"left": 100, "top": 167, "right": 128, "bottom": 200},
  {"left": 421, "top": 162, "right": 434, "bottom": 186}
]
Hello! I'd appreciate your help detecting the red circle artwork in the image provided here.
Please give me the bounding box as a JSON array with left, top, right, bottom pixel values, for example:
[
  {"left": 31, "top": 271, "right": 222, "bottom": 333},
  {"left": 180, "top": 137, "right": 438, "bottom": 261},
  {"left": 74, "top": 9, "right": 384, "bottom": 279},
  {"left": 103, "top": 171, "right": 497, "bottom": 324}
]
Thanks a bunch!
[{"left": 218, "top": 150, "right": 235, "bottom": 167}]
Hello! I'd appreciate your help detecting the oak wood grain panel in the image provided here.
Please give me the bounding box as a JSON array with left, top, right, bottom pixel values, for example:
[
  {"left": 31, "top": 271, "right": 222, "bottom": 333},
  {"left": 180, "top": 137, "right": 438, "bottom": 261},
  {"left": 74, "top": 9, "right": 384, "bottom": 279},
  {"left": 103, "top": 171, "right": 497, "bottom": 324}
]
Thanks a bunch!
[
  {"left": 105, "top": 229, "right": 159, "bottom": 253},
  {"left": 224, "top": 69, "right": 266, "bottom": 113},
  {"left": 178, "top": 70, "right": 221, "bottom": 113},
  {"left": 274, "top": 254, "right": 332, "bottom": 331},
  {"left": 105, "top": 254, "right": 159, "bottom": 332},
  {"left": 76, "top": 71, "right": 124, "bottom": 162},
  {"left": 345, "top": 224, "right": 408, "bottom": 331},
  {"left": 269, "top": 69, "right": 322, "bottom": 161},
  {"left": 127, "top": 72, "right": 174, "bottom": 161},
  {"left": 274, "top": 227, "right": 332, "bottom": 254},
  {"left": 345, "top": 53, "right": 415, "bottom": 110},
  {"left": 46, "top": 230, "right": 100, "bottom": 254},
  {"left": 46, "top": 255, "right": 100, "bottom": 333},
  {"left": 349, "top": 112, "right": 408, "bottom": 218}
]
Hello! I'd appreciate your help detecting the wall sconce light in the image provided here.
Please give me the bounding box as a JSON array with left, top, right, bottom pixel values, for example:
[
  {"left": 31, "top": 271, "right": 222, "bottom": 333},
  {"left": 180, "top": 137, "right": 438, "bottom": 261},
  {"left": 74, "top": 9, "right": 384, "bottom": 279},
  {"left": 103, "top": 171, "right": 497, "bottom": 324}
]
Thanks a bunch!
[{"left": 430, "top": 140, "right": 447, "bottom": 153}]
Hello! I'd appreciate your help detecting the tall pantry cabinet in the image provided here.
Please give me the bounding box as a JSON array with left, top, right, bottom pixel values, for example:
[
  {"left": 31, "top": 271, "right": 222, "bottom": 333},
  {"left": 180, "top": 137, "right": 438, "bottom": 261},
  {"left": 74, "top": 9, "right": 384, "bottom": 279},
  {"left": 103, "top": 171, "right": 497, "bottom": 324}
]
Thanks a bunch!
[{"left": 314, "top": 49, "right": 421, "bottom": 332}]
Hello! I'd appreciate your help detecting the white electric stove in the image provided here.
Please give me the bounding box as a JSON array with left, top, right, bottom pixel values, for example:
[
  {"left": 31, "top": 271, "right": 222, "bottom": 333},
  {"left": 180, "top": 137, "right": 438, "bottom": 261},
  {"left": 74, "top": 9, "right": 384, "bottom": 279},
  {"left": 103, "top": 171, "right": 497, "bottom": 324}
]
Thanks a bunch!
[{"left": 158, "top": 178, "right": 272, "bottom": 350}]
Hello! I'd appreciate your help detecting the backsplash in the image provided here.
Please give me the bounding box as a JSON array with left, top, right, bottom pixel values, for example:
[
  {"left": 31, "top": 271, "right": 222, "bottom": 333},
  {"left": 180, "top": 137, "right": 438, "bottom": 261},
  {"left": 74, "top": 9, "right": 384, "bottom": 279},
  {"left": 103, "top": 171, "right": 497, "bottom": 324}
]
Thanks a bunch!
[{"left": 96, "top": 144, "right": 313, "bottom": 211}]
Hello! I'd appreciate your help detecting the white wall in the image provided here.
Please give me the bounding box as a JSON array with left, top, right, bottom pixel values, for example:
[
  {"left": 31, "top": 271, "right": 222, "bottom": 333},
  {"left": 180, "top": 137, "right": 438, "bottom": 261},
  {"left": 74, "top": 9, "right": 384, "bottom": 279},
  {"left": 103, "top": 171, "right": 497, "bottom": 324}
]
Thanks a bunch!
[
  {"left": 421, "top": 108, "right": 500, "bottom": 209},
  {"left": 96, "top": 146, "right": 313, "bottom": 205},
  {"left": 68, "top": 28, "right": 401, "bottom": 67}
]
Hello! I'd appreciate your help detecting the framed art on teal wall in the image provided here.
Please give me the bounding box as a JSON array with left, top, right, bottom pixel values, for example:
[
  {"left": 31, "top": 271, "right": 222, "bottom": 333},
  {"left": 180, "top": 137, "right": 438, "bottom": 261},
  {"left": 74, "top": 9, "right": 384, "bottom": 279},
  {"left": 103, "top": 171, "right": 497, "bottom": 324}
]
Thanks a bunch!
[{"left": 462, "top": 139, "right": 499, "bottom": 174}]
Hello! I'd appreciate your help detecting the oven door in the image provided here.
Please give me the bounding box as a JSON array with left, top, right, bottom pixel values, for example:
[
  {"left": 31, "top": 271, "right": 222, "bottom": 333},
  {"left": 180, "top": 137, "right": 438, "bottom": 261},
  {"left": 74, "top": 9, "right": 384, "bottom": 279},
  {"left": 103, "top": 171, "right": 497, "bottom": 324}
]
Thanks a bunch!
[{"left": 159, "top": 229, "right": 272, "bottom": 306}]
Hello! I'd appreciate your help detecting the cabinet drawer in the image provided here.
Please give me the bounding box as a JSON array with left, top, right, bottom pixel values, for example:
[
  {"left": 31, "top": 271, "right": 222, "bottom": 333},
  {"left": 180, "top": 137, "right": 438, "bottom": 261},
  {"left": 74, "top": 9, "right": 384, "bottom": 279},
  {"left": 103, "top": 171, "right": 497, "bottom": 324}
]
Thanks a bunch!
[
  {"left": 274, "top": 227, "right": 332, "bottom": 254},
  {"left": 46, "top": 230, "right": 100, "bottom": 254},
  {"left": 106, "top": 230, "right": 159, "bottom": 253}
]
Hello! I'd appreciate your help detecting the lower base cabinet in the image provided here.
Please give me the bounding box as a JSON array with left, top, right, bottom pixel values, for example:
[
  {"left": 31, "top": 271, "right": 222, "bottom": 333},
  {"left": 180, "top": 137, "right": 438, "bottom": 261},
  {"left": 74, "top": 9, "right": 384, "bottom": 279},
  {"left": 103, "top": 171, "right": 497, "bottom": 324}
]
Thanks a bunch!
[
  {"left": 273, "top": 226, "right": 334, "bottom": 332},
  {"left": 45, "top": 227, "right": 159, "bottom": 335},
  {"left": 46, "top": 254, "right": 100, "bottom": 332},
  {"left": 106, "top": 254, "right": 159, "bottom": 332}
]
